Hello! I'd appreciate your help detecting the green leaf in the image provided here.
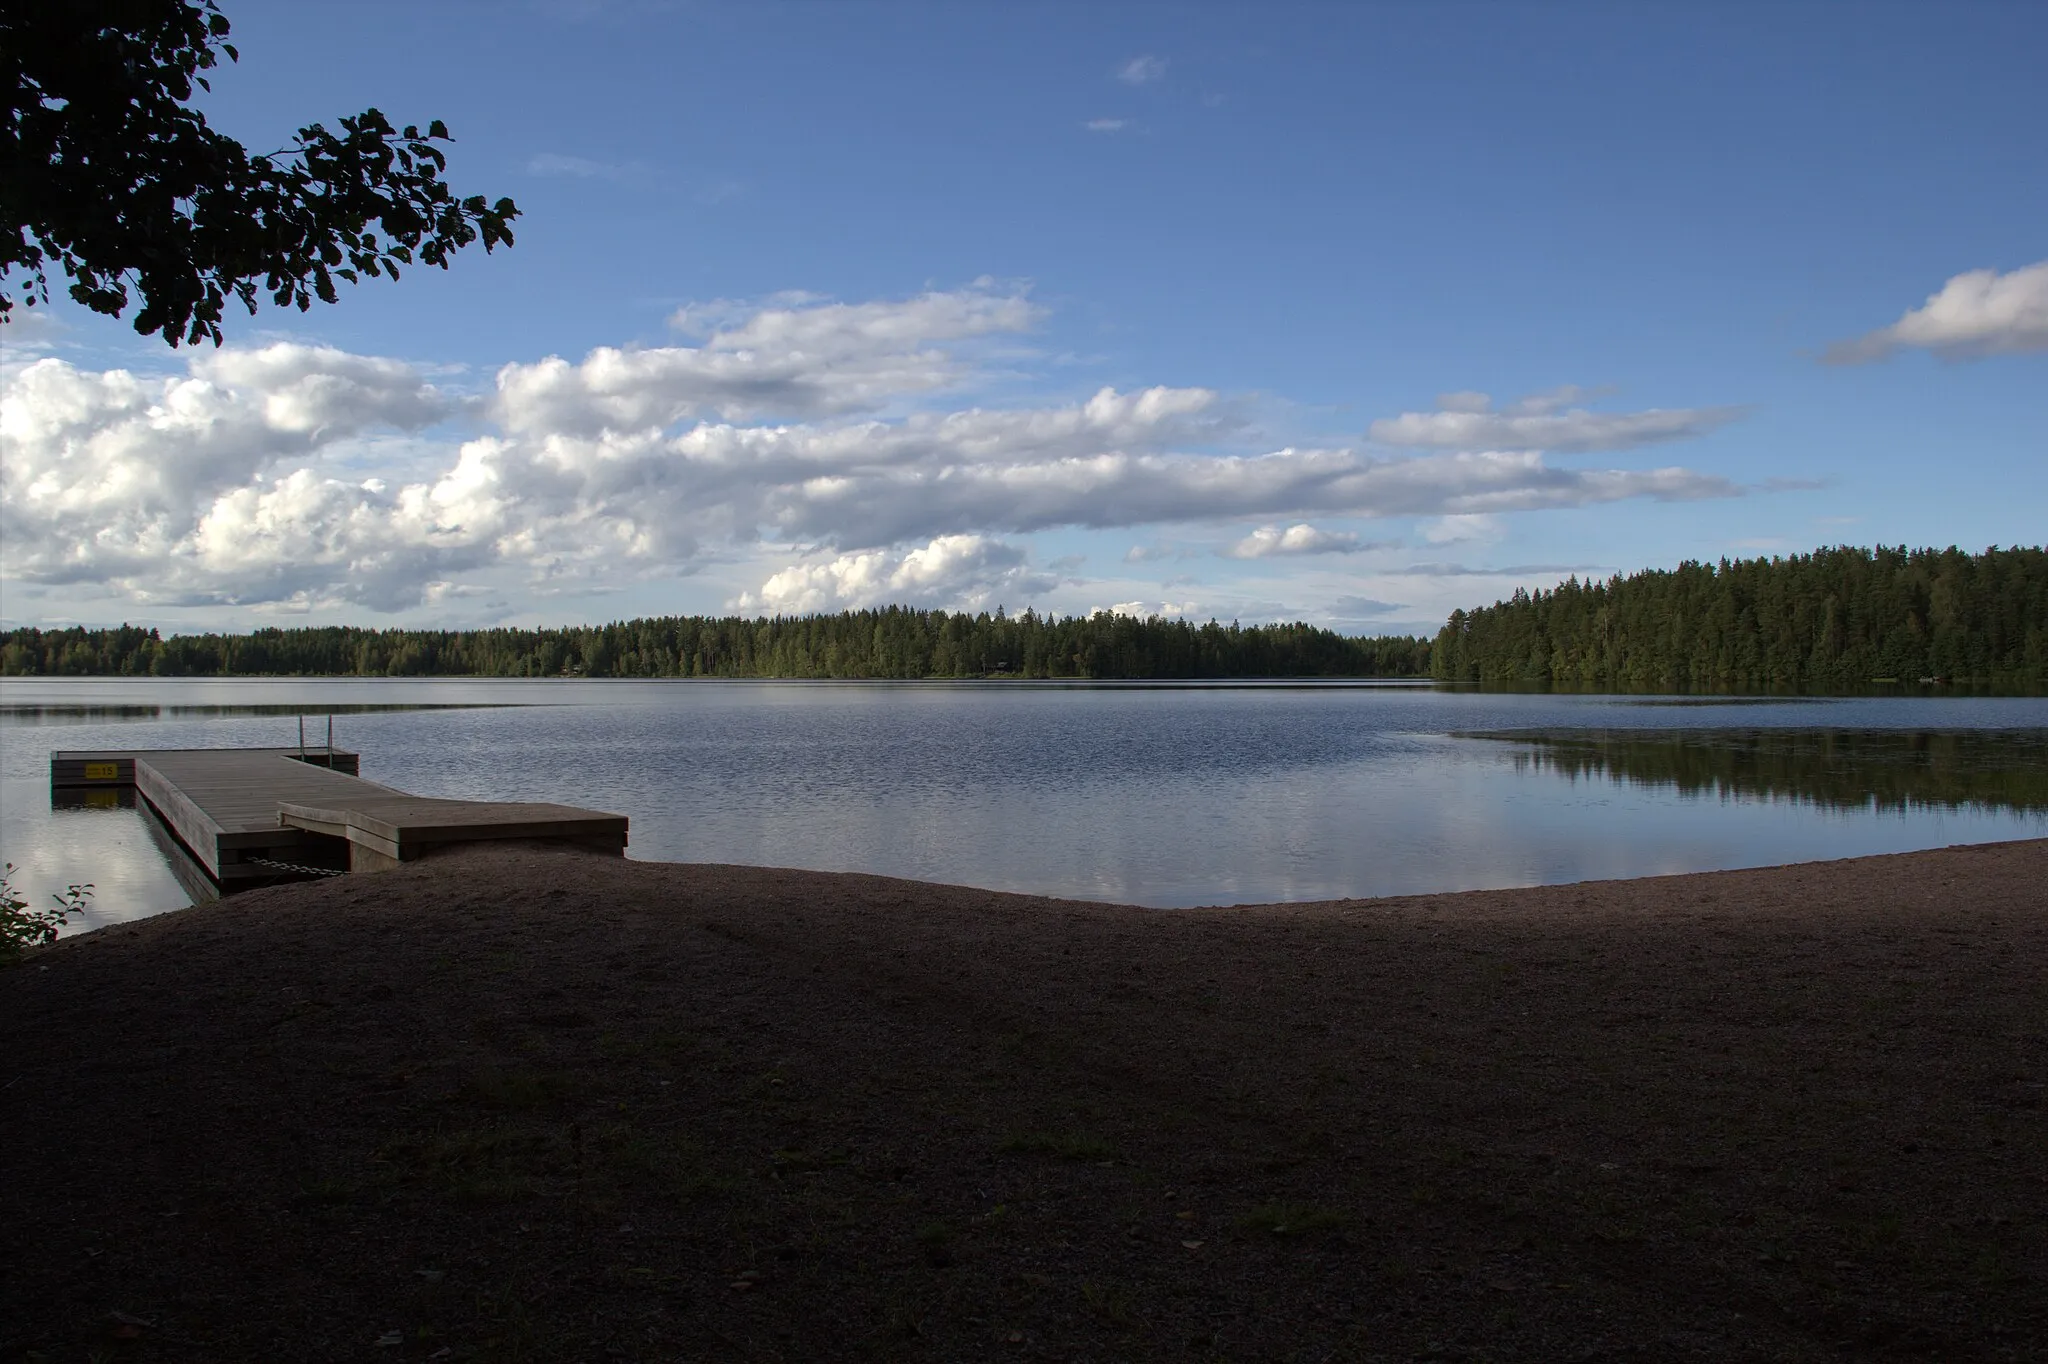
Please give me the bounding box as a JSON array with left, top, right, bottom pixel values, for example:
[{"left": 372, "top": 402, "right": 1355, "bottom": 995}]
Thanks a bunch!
[{"left": 2, "top": 13, "right": 516, "bottom": 345}]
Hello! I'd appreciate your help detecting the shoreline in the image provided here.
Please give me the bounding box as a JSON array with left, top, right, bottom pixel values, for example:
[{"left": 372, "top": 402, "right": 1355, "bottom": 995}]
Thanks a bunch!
[
  {"left": 46, "top": 823, "right": 2048, "bottom": 930},
  {"left": 4, "top": 839, "right": 2044, "bottom": 1360},
  {"left": 609, "top": 831, "right": 2048, "bottom": 915},
  {"left": 6, "top": 672, "right": 2044, "bottom": 693}
]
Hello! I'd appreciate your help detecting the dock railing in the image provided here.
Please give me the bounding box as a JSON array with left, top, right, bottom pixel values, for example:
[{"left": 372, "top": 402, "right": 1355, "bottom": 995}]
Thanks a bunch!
[{"left": 294, "top": 714, "right": 345, "bottom": 770}]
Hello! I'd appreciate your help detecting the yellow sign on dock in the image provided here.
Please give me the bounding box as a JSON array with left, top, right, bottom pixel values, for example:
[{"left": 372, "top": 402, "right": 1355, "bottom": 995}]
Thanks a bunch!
[{"left": 84, "top": 762, "right": 120, "bottom": 780}]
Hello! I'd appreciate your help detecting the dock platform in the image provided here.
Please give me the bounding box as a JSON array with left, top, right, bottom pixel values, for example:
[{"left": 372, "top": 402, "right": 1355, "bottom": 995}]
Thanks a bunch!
[{"left": 51, "top": 747, "right": 627, "bottom": 889}]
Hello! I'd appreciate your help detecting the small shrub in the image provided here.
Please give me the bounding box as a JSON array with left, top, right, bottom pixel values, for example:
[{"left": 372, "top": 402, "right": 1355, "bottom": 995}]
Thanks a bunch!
[{"left": 1, "top": 863, "right": 93, "bottom": 964}]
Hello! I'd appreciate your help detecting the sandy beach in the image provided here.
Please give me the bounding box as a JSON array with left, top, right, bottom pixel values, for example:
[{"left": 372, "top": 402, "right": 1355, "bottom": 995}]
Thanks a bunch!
[{"left": 2, "top": 839, "right": 2043, "bottom": 1362}]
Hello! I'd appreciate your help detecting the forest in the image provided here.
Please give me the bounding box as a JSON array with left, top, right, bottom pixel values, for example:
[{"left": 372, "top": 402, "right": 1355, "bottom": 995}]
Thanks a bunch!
[
  {"left": 0, "top": 608, "right": 1433, "bottom": 681},
  {"left": 7, "top": 544, "right": 2043, "bottom": 687},
  {"left": 1430, "top": 545, "right": 2048, "bottom": 689}
]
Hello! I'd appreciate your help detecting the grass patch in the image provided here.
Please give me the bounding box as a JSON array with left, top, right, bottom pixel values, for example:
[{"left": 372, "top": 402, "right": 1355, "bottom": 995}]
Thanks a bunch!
[
  {"left": 1080, "top": 1280, "right": 1137, "bottom": 1329},
  {"left": 376, "top": 1124, "right": 565, "bottom": 1203}
]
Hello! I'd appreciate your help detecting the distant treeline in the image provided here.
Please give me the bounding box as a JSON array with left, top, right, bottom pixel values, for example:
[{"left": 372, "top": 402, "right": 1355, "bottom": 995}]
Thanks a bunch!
[
  {"left": 0, "top": 609, "right": 1434, "bottom": 680},
  {"left": 1432, "top": 545, "right": 2048, "bottom": 690},
  {"left": 11, "top": 544, "right": 2042, "bottom": 688}
]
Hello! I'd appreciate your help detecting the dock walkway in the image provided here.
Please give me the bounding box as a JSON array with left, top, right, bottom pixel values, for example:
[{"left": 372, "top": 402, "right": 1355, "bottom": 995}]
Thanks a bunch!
[{"left": 51, "top": 747, "right": 627, "bottom": 888}]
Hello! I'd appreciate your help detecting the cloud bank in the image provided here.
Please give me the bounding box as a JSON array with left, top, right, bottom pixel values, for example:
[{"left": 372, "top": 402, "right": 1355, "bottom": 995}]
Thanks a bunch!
[{"left": 1, "top": 287, "right": 1748, "bottom": 616}]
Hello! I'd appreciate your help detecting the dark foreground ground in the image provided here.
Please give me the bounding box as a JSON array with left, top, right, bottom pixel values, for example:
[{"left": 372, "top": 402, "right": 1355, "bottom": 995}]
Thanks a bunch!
[{"left": 2, "top": 840, "right": 2044, "bottom": 1363}]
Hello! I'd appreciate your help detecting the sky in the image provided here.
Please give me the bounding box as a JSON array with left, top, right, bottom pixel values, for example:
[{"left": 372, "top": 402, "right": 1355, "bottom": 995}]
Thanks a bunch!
[{"left": 2, "top": 0, "right": 2044, "bottom": 638}]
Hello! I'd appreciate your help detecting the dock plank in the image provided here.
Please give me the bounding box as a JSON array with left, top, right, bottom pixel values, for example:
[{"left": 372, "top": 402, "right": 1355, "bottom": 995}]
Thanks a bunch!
[{"left": 279, "top": 796, "right": 627, "bottom": 848}]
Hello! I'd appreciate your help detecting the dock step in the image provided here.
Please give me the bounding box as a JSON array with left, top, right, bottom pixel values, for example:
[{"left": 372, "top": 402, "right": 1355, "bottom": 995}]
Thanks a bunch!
[
  {"left": 50, "top": 747, "right": 626, "bottom": 889},
  {"left": 279, "top": 795, "right": 628, "bottom": 869}
]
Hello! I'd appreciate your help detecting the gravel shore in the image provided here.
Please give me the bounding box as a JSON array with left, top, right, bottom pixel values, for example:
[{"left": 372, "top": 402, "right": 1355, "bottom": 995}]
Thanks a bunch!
[{"left": 3, "top": 839, "right": 2043, "bottom": 1362}]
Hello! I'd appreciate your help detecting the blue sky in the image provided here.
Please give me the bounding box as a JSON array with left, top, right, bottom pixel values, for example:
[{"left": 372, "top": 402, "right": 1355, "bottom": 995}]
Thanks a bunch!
[{"left": 2, "top": 0, "right": 2043, "bottom": 636}]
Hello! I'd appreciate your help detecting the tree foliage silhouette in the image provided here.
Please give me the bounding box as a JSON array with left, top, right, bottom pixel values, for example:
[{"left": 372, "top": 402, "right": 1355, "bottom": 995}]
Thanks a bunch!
[
  {"left": 0, "top": 609, "right": 1435, "bottom": 681},
  {"left": 1, "top": 0, "right": 517, "bottom": 345},
  {"left": 1432, "top": 545, "right": 2048, "bottom": 690}
]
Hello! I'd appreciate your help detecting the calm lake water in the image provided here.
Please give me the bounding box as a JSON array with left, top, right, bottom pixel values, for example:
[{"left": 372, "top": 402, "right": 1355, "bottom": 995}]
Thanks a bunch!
[{"left": 3, "top": 677, "right": 2045, "bottom": 930}]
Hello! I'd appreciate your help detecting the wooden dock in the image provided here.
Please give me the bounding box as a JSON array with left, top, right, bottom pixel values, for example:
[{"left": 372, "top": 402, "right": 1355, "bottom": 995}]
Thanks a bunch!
[{"left": 50, "top": 747, "right": 626, "bottom": 889}]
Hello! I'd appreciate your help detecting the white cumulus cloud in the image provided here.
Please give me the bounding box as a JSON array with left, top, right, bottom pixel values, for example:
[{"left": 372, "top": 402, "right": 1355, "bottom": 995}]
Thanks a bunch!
[
  {"left": 1824, "top": 259, "right": 2048, "bottom": 363},
  {"left": 734, "top": 535, "right": 1055, "bottom": 614},
  {"left": 1, "top": 289, "right": 1753, "bottom": 618},
  {"left": 191, "top": 345, "right": 450, "bottom": 434},
  {"left": 492, "top": 286, "right": 1043, "bottom": 435},
  {"left": 0, "top": 346, "right": 457, "bottom": 602},
  {"left": 1222, "top": 523, "right": 1369, "bottom": 559},
  {"left": 1098, "top": 600, "right": 1203, "bottom": 620}
]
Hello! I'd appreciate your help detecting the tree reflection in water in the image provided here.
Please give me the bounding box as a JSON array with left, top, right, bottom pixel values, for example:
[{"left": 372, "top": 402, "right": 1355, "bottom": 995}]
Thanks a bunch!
[{"left": 1462, "top": 728, "right": 2048, "bottom": 815}]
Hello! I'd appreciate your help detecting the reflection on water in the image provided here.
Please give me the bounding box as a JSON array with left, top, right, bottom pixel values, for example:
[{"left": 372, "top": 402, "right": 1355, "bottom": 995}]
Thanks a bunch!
[
  {"left": 0, "top": 702, "right": 528, "bottom": 726},
  {"left": 138, "top": 808, "right": 223, "bottom": 907},
  {"left": 1614, "top": 696, "right": 1832, "bottom": 708},
  {"left": 51, "top": 787, "right": 137, "bottom": 811},
  {"left": 1468, "top": 728, "right": 2048, "bottom": 815},
  {"left": 4, "top": 678, "right": 2046, "bottom": 922},
  {"left": 2, "top": 704, "right": 163, "bottom": 722}
]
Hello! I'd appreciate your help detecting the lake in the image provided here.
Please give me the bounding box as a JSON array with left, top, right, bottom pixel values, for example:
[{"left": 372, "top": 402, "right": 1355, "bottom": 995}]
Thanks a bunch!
[{"left": 3, "top": 677, "right": 2045, "bottom": 931}]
